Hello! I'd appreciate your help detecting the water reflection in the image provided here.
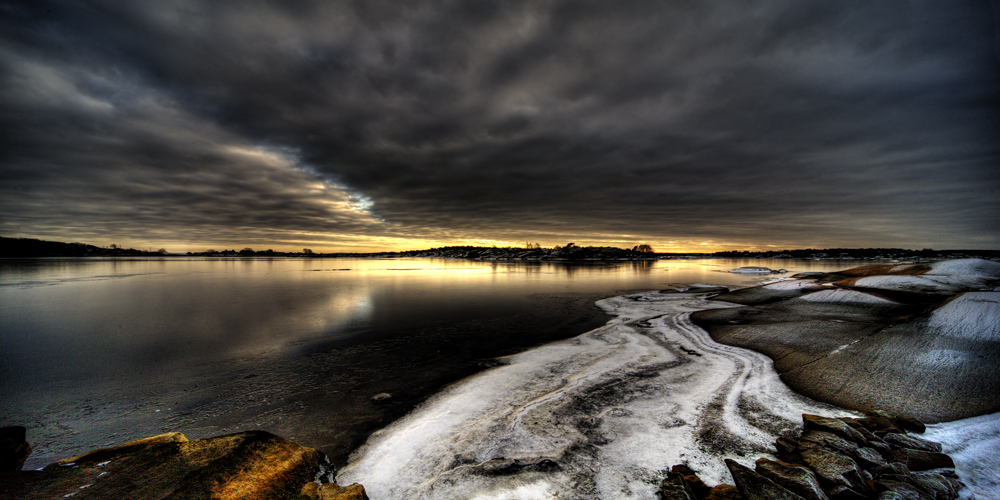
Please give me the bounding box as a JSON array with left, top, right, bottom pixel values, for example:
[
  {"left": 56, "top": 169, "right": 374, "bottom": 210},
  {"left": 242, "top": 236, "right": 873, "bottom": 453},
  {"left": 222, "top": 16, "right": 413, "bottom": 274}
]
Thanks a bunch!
[{"left": 0, "top": 257, "right": 867, "bottom": 468}]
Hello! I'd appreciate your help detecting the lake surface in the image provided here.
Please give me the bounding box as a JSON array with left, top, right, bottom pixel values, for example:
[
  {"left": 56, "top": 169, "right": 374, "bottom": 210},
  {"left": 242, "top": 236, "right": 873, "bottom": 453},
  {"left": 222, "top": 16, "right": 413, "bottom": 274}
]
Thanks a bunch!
[{"left": 0, "top": 257, "right": 865, "bottom": 468}]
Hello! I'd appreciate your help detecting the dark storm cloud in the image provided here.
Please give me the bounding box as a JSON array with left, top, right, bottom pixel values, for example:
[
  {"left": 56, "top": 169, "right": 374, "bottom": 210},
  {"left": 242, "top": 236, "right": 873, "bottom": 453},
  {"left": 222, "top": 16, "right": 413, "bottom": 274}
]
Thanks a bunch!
[{"left": 1, "top": 0, "right": 998, "bottom": 250}]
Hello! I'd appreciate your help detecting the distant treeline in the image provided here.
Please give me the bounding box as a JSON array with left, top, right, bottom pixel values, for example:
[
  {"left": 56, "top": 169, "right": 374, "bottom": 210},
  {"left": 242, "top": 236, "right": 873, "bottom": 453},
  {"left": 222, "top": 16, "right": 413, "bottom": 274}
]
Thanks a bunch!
[
  {"left": 0, "top": 237, "right": 165, "bottom": 258},
  {"left": 3, "top": 236, "right": 999, "bottom": 260}
]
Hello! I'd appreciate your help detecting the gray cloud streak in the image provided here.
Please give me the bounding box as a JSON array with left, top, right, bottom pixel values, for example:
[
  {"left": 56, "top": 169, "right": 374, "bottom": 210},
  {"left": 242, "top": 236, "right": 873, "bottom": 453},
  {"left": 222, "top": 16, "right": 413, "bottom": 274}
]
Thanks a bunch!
[{"left": 1, "top": 0, "right": 998, "bottom": 251}]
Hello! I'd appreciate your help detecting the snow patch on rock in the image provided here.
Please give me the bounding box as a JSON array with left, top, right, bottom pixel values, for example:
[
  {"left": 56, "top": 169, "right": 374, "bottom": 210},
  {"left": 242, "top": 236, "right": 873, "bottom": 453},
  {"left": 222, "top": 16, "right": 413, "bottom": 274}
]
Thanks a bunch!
[
  {"left": 761, "top": 279, "right": 828, "bottom": 291},
  {"left": 927, "top": 292, "right": 1000, "bottom": 342},
  {"left": 852, "top": 275, "right": 961, "bottom": 294},
  {"left": 797, "top": 288, "right": 898, "bottom": 305},
  {"left": 927, "top": 259, "right": 1000, "bottom": 279}
]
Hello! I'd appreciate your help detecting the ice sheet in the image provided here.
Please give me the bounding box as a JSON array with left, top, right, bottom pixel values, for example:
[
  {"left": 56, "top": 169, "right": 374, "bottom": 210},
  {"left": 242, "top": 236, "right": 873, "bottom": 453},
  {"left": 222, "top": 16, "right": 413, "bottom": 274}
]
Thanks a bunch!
[
  {"left": 337, "top": 291, "right": 855, "bottom": 499},
  {"left": 925, "top": 411, "right": 1000, "bottom": 499}
]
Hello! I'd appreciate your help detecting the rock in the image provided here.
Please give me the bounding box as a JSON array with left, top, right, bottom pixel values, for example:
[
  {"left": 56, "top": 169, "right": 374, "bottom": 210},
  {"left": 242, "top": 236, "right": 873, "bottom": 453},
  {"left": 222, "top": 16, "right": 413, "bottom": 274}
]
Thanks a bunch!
[
  {"left": 704, "top": 484, "right": 745, "bottom": 500},
  {"left": 799, "top": 448, "right": 865, "bottom": 491},
  {"left": 859, "top": 412, "right": 903, "bottom": 436},
  {"left": 853, "top": 426, "right": 892, "bottom": 453},
  {"left": 882, "top": 433, "right": 942, "bottom": 453},
  {"left": 659, "top": 470, "right": 697, "bottom": 500},
  {"left": 891, "top": 416, "right": 926, "bottom": 434},
  {"left": 754, "top": 458, "right": 829, "bottom": 500},
  {"left": 48, "top": 431, "right": 189, "bottom": 467},
  {"left": 294, "top": 482, "right": 369, "bottom": 500},
  {"left": 0, "top": 426, "right": 32, "bottom": 471},
  {"left": 671, "top": 464, "right": 711, "bottom": 499},
  {"left": 5, "top": 431, "right": 323, "bottom": 500},
  {"left": 298, "top": 482, "right": 321, "bottom": 499},
  {"left": 799, "top": 431, "right": 857, "bottom": 456},
  {"left": 802, "top": 415, "right": 867, "bottom": 444},
  {"left": 320, "top": 483, "right": 369, "bottom": 500},
  {"left": 725, "top": 459, "right": 806, "bottom": 500},
  {"left": 776, "top": 437, "right": 800, "bottom": 455},
  {"left": 909, "top": 471, "right": 961, "bottom": 500},
  {"left": 873, "top": 479, "right": 934, "bottom": 500},
  {"left": 872, "top": 462, "right": 911, "bottom": 477},
  {"left": 853, "top": 446, "right": 887, "bottom": 468},
  {"left": 827, "top": 485, "right": 869, "bottom": 500},
  {"left": 370, "top": 392, "right": 392, "bottom": 402},
  {"left": 888, "top": 448, "right": 955, "bottom": 471}
]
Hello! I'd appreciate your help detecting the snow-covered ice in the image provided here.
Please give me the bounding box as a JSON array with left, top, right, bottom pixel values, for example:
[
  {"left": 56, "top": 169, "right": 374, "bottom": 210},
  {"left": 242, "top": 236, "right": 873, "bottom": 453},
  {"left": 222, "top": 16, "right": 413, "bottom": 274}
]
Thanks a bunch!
[
  {"left": 337, "top": 290, "right": 855, "bottom": 499},
  {"left": 925, "top": 411, "right": 1000, "bottom": 499}
]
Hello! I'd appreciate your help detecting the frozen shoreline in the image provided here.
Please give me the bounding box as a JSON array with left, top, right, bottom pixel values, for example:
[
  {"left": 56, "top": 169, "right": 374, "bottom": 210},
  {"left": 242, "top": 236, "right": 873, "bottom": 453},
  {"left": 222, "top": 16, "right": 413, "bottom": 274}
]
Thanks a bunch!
[
  {"left": 337, "top": 289, "right": 859, "bottom": 499},
  {"left": 338, "top": 279, "right": 1000, "bottom": 499}
]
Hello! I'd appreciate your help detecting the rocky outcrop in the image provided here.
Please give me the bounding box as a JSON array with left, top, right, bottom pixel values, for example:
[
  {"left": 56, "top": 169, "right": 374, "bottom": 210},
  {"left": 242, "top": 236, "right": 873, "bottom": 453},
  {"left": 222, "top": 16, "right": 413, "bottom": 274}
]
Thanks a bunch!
[
  {"left": 295, "top": 481, "right": 369, "bottom": 500},
  {"left": 0, "top": 429, "right": 364, "bottom": 500},
  {"left": 0, "top": 427, "right": 32, "bottom": 472},
  {"left": 658, "top": 412, "right": 966, "bottom": 500},
  {"left": 692, "top": 259, "right": 1000, "bottom": 422}
]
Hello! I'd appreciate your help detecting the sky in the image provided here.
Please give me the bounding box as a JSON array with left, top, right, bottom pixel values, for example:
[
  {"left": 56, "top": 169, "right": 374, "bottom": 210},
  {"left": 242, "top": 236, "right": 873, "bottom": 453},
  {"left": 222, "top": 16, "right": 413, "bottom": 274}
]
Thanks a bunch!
[{"left": 1, "top": 1, "right": 999, "bottom": 253}]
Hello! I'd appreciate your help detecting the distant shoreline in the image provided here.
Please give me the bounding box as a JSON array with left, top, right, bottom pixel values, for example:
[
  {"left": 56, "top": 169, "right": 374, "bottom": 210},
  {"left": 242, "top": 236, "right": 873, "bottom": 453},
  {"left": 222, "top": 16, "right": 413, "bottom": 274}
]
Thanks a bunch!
[{"left": 4, "top": 236, "right": 999, "bottom": 261}]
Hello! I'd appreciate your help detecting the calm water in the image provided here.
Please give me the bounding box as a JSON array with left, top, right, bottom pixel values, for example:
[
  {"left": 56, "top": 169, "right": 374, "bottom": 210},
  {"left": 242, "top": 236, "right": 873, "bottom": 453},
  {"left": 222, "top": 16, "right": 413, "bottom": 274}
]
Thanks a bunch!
[{"left": 0, "top": 257, "right": 863, "bottom": 468}]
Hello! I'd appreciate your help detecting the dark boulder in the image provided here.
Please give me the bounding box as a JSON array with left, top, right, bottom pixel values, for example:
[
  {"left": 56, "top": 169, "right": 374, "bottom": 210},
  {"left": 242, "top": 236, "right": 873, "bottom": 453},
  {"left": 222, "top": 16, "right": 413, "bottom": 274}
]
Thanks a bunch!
[
  {"left": 872, "top": 479, "right": 934, "bottom": 500},
  {"left": 671, "top": 464, "right": 712, "bottom": 499},
  {"left": 799, "top": 431, "right": 858, "bottom": 456},
  {"left": 799, "top": 448, "right": 865, "bottom": 491},
  {"left": 853, "top": 447, "right": 887, "bottom": 469},
  {"left": 891, "top": 416, "right": 926, "bottom": 434},
  {"left": 882, "top": 433, "right": 942, "bottom": 453},
  {"left": 0, "top": 427, "right": 32, "bottom": 472},
  {"left": 754, "top": 458, "right": 829, "bottom": 500},
  {"left": 659, "top": 470, "right": 697, "bottom": 500},
  {"left": 704, "top": 484, "right": 744, "bottom": 499},
  {"left": 888, "top": 448, "right": 955, "bottom": 471},
  {"left": 802, "top": 415, "right": 866, "bottom": 445},
  {"left": 725, "top": 459, "right": 806, "bottom": 500},
  {"left": 826, "top": 484, "right": 868, "bottom": 500}
]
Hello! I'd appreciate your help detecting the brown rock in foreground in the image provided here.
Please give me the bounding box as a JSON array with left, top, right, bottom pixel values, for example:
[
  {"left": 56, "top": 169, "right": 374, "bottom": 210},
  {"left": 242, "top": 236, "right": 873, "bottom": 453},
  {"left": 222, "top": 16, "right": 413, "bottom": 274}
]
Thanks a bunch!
[
  {"left": 296, "top": 481, "right": 369, "bottom": 500},
  {"left": 0, "top": 431, "right": 324, "bottom": 500},
  {"left": 725, "top": 459, "right": 805, "bottom": 500}
]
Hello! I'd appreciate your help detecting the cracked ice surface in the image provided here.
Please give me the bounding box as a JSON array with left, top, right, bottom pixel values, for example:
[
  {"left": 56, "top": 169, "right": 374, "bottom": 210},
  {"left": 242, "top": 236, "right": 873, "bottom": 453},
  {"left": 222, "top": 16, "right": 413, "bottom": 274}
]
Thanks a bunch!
[{"left": 337, "top": 291, "right": 855, "bottom": 499}]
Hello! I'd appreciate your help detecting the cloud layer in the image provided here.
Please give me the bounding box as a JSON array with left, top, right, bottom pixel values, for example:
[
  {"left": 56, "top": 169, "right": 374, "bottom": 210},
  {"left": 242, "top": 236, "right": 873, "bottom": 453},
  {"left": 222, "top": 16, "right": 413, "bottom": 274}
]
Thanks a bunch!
[{"left": 2, "top": 1, "right": 998, "bottom": 251}]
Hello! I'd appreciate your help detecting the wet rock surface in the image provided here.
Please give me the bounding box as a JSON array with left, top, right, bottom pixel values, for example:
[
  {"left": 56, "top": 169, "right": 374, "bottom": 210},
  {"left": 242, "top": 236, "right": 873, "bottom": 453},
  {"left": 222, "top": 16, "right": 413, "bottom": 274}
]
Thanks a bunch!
[
  {"left": 0, "top": 430, "right": 337, "bottom": 500},
  {"left": 659, "top": 413, "right": 966, "bottom": 500}
]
